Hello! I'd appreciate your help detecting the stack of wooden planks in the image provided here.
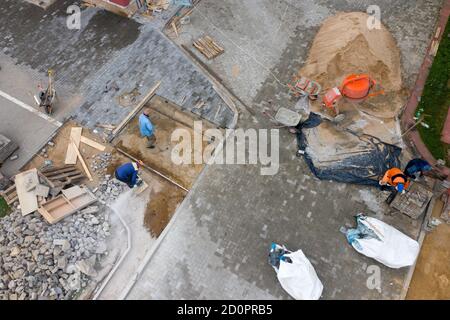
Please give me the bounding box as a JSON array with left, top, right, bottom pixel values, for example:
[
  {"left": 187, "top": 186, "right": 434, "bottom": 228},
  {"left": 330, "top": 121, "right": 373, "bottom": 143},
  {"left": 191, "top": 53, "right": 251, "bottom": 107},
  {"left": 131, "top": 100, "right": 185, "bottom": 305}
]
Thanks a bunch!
[
  {"left": 0, "top": 165, "right": 85, "bottom": 207},
  {"left": 64, "top": 126, "right": 107, "bottom": 181},
  {"left": 193, "top": 36, "right": 224, "bottom": 60},
  {"left": 41, "top": 165, "right": 85, "bottom": 188}
]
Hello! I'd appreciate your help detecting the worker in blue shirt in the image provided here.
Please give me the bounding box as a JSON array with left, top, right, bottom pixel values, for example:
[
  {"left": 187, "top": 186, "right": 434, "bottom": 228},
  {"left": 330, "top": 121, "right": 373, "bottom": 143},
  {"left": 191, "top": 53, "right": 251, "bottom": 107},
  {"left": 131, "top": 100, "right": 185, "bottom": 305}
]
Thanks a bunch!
[
  {"left": 139, "top": 108, "right": 156, "bottom": 149},
  {"left": 404, "top": 158, "right": 432, "bottom": 180},
  {"left": 114, "top": 161, "right": 143, "bottom": 188}
]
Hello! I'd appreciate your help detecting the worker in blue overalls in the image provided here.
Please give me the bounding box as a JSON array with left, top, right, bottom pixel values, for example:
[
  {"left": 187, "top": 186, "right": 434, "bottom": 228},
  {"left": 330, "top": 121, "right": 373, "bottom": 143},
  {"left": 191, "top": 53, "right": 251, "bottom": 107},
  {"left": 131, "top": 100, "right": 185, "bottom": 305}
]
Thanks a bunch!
[
  {"left": 404, "top": 158, "right": 432, "bottom": 180},
  {"left": 114, "top": 160, "right": 144, "bottom": 188}
]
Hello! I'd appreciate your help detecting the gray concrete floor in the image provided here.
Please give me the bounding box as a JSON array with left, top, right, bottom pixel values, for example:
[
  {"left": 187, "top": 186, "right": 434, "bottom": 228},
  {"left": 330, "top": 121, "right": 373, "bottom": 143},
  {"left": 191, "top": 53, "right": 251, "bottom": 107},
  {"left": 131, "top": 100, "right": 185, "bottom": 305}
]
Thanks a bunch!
[
  {"left": 0, "top": 98, "right": 59, "bottom": 176},
  {"left": 126, "top": 0, "right": 443, "bottom": 299}
]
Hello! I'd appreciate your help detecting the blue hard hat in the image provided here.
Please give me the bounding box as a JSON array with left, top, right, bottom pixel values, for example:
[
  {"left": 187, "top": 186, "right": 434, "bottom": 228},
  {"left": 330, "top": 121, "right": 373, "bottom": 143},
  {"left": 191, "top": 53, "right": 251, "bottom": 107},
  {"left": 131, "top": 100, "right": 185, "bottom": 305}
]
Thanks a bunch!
[{"left": 396, "top": 183, "right": 404, "bottom": 192}]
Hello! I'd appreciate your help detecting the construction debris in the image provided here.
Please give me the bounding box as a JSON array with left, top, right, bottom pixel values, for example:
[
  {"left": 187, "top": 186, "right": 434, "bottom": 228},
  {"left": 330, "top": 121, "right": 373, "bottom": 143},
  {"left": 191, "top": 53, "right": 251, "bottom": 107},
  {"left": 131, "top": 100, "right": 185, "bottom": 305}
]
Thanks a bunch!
[
  {"left": 70, "top": 140, "right": 93, "bottom": 182},
  {"left": 15, "top": 169, "right": 39, "bottom": 216},
  {"left": 389, "top": 182, "right": 434, "bottom": 219},
  {"left": 79, "top": 136, "right": 105, "bottom": 152},
  {"left": 65, "top": 127, "right": 82, "bottom": 165},
  {"left": 193, "top": 36, "right": 224, "bottom": 60},
  {"left": 38, "top": 186, "right": 97, "bottom": 224},
  {"left": 0, "top": 204, "right": 111, "bottom": 300}
]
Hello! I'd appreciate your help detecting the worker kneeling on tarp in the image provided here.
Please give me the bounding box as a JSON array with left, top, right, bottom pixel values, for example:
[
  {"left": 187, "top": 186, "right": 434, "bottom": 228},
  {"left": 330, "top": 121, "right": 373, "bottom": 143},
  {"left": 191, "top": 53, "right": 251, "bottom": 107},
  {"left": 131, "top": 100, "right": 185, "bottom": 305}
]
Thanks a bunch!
[{"left": 115, "top": 161, "right": 144, "bottom": 188}]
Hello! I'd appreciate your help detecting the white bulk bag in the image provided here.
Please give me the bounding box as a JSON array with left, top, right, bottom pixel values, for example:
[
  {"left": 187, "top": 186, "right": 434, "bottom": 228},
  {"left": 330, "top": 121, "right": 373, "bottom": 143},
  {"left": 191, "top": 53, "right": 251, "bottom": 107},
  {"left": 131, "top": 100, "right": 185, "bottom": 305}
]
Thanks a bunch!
[
  {"left": 350, "top": 216, "right": 420, "bottom": 269},
  {"left": 277, "top": 250, "right": 323, "bottom": 300}
]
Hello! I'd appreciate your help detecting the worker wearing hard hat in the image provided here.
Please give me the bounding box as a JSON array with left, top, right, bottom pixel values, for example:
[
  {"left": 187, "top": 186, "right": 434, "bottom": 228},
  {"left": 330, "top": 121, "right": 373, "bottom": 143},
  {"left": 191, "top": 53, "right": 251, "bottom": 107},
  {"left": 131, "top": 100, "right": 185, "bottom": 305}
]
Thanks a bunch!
[
  {"left": 379, "top": 167, "right": 410, "bottom": 194},
  {"left": 114, "top": 160, "right": 144, "bottom": 188}
]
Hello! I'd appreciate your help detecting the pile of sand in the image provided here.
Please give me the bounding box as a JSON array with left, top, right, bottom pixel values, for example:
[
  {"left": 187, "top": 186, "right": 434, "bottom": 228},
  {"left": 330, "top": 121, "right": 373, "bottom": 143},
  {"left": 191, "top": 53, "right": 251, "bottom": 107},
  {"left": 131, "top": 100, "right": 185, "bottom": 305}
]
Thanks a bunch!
[
  {"left": 300, "top": 12, "right": 402, "bottom": 92},
  {"left": 298, "top": 12, "right": 407, "bottom": 176}
]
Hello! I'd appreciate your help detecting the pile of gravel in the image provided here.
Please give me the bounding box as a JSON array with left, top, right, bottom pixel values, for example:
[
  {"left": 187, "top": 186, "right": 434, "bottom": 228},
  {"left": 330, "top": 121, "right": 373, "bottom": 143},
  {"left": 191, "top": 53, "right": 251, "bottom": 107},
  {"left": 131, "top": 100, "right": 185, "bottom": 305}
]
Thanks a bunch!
[{"left": 0, "top": 175, "right": 126, "bottom": 300}]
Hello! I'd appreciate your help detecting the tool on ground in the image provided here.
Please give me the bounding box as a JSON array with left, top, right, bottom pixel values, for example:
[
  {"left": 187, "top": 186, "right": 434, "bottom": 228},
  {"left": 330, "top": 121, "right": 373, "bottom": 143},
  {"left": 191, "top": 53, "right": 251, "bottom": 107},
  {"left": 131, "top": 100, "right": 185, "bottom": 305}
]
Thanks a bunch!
[
  {"left": 288, "top": 76, "right": 322, "bottom": 101},
  {"left": 262, "top": 107, "right": 304, "bottom": 131},
  {"left": 36, "top": 70, "right": 56, "bottom": 115},
  {"left": 322, "top": 74, "right": 384, "bottom": 115}
]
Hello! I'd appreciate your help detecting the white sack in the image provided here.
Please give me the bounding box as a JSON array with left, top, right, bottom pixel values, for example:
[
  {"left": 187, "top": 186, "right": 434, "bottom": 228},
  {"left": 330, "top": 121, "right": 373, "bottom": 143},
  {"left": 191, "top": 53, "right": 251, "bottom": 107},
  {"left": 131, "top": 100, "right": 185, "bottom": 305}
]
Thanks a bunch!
[
  {"left": 352, "top": 216, "right": 419, "bottom": 269},
  {"left": 277, "top": 250, "right": 323, "bottom": 300}
]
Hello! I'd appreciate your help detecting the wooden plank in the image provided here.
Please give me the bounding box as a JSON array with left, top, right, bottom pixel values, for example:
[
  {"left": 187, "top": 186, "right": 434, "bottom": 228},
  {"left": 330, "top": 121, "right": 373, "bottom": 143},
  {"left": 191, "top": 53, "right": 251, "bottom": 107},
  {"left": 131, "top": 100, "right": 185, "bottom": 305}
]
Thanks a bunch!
[
  {"left": 15, "top": 169, "right": 39, "bottom": 216},
  {"left": 193, "top": 41, "right": 212, "bottom": 59},
  {"left": 64, "top": 127, "right": 82, "bottom": 164},
  {"left": 47, "top": 171, "right": 82, "bottom": 181},
  {"left": 41, "top": 165, "right": 77, "bottom": 174},
  {"left": 70, "top": 139, "right": 93, "bottom": 181},
  {"left": 37, "top": 171, "right": 55, "bottom": 189},
  {"left": 80, "top": 136, "right": 106, "bottom": 151},
  {"left": 62, "top": 185, "right": 86, "bottom": 200},
  {"left": 112, "top": 81, "right": 161, "bottom": 137},
  {"left": 38, "top": 187, "right": 97, "bottom": 224},
  {"left": 171, "top": 21, "right": 179, "bottom": 38},
  {"left": 193, "top": 36, "right": 224, "bottom": 60}
]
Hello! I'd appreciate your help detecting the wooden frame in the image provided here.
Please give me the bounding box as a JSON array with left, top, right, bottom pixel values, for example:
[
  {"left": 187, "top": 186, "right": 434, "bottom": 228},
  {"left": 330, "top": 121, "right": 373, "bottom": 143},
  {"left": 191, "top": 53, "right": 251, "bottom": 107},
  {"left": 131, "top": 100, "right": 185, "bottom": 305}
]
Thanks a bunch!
[{"left": 38, "top": 186, "right": 97, "bottom": 224}]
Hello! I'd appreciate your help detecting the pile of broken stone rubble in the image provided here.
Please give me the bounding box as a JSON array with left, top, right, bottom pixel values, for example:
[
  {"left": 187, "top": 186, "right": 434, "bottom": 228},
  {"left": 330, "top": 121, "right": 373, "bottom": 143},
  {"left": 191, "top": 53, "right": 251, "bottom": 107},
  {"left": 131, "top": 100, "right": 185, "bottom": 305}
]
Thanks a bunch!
[{"left": 0, "top": 205, "right": 109, "bottom": 300}]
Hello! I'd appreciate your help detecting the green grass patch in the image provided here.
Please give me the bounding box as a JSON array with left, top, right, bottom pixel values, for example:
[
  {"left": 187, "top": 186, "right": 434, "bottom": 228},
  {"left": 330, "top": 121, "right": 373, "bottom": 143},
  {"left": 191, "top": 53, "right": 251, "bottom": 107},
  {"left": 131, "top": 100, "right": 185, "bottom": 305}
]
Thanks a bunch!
[
  {"left": 0, "top": 196, "right": 10, "bottom": 218},
  {"left": 417, "top": 17, "right": 450, "bottom": 165}
]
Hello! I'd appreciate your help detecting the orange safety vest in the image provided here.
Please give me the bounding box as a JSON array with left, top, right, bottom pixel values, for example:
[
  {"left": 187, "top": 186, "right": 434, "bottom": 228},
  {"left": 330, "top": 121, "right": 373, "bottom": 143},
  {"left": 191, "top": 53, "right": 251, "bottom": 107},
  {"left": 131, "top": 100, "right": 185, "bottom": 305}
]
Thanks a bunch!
[{"left": 381, "top": 168, "right": 410, "bottom": 188}]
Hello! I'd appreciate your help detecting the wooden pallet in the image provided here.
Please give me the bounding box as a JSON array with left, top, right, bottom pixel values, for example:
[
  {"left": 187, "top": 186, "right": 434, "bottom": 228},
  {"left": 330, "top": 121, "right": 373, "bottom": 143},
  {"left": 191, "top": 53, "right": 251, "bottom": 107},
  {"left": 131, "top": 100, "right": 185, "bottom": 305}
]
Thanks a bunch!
[
  {"left": 0, "top": 184, "right": 18, "bottom": 205},
  {"left": 193, "top": 36, "right": 224, "bottom": 60},
  {"left": 41, "top": 165, "right": 85, "bottom": 187},
  {"left": 0, "top": 166, "right": 85, "bottom": 205}
]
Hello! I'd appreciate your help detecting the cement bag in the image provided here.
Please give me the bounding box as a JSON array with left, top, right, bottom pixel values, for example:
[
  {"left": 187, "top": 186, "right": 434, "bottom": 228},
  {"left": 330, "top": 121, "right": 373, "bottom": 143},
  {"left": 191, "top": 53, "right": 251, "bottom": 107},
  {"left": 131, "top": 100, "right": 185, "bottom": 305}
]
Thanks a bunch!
[
  {"left": 346, "top": 214, "right": 419, "bottom": 269},
  {"left": 277, "top": 250, "right": 323, "bottom": 300}
]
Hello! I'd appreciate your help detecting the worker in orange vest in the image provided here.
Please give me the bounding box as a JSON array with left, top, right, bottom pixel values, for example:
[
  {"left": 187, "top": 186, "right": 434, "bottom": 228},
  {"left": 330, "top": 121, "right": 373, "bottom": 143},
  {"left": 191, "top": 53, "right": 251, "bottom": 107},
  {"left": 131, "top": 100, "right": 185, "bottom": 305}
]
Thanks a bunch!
[
  {"left": 379, "top": 167, "right": 410, "bottom": 204},
  {"left": 379, "top": 167, "right": 410, "bottom": 197}
]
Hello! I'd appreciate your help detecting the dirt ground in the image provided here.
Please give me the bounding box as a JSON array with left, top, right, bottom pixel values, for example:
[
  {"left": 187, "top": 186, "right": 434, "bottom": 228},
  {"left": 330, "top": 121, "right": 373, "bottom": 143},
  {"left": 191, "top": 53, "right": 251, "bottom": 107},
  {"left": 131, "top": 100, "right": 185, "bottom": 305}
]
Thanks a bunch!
[
  {"left": 24, "top": 119, "right": 190, "bottom": 237},
  {"left": 114, "top": 96, "right": 213, "bottom": 189},
  {"left": 24, "top": 120, "right": 112, "bottom": 188},
  {"left": 407, "top": 199, "right": 450, "bottom": 300},
  {"left": 113, "top": 96, "right": 219, "bottom": 235},
  {"left": 106, "top": 151, "right": 186, "bottom": 237}
]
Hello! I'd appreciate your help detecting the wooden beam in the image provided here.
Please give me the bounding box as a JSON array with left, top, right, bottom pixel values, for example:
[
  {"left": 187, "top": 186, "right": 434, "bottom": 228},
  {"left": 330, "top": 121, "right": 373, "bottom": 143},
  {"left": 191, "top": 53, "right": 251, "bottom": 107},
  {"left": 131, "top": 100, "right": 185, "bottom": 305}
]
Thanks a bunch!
[
  {"left": 65, "top": 127, "right": 82, "bottom": 164},
  {"left": 112, "top": 81, "right": 161, "bottom": 137},
  {"left": 70, "top": 139, "right": 93, "bottom": 181},
  {"left": 80, "top": 136, "right": 106, "bottom": 151},
  {"left": 171, "top": 21, "right": 179, "bottom": 38}
]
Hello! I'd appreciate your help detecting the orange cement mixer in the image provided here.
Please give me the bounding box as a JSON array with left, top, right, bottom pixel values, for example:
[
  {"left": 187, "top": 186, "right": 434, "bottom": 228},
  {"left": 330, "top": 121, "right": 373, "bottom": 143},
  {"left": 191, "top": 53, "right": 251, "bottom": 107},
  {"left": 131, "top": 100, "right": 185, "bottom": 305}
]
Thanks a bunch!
[{"left": 322, "top": 74, "right": 381, "bottom": 114}]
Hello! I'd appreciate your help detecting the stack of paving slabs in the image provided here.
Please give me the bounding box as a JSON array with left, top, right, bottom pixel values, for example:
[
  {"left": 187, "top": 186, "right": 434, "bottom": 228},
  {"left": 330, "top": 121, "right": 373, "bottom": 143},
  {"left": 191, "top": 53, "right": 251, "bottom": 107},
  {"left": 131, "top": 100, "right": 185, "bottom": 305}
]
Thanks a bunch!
[
  {"left": 193, "top": 36, "right": 224, "bottom": 60},
  {"left": 389, "top": 182, "right": 434, "bottom": 219}
]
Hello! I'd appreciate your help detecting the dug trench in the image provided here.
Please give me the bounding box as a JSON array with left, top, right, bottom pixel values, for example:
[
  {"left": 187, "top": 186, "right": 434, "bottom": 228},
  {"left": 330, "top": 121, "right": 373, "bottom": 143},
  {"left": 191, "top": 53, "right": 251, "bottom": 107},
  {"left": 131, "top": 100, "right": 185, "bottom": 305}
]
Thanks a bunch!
[{"left": 112, "top": 95, "right": 220, "bottom": 236}]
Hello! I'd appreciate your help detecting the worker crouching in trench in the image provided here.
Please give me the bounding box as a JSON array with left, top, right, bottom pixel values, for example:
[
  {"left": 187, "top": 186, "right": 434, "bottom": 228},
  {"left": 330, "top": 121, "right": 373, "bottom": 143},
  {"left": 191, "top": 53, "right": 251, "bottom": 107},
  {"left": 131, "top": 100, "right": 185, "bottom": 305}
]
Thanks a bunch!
[{"left": 114, "top": 161, "right": 144, "bottom": 188}]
